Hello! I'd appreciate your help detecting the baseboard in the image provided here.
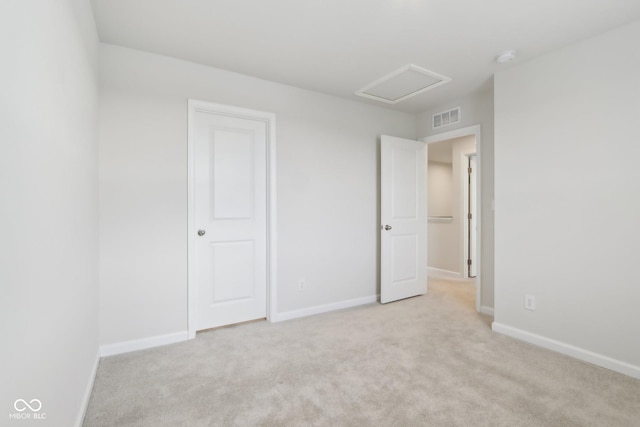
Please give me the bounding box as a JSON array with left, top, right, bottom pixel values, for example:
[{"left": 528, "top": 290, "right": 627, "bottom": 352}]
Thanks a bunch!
[
  {"left": 100, "top": 331, "right": 190, "bottom": 357},
  {"left": 427, "top": 267, "right": 464, "bottom": 280},
  {"left": 492, "top": 322, "right": 640, "bottom": 380},
  {"left": 479, "top": 305, "right": 494, "bottom": 316},
  {"left": 273, "top": 294, "right": 378, "bottom": 322},
  {"left": 75, "top": 348, "right": 100, "bottom": 427}
]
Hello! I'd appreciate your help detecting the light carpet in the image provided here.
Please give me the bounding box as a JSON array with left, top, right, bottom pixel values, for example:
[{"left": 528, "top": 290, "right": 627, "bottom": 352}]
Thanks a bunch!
[{"left": 84, "top": 279, "right": 640, "bottom": 426}]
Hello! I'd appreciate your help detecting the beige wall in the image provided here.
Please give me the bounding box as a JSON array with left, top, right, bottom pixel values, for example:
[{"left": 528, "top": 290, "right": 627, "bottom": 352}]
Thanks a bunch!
[
  {"left": 427, "top": 135, "right": 476, "bottom": 275},
  {"left": 428, "top": 160, "right": 457, "bottom": 271},
  {"left": 428, "top": 161, "right": 454, "bottom": 217},
  {"left": 494, "top": 20, "right": 640, "bottom": 374}
]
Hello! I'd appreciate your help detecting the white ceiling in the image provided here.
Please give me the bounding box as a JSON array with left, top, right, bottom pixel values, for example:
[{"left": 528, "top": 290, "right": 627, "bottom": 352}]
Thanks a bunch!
[{"left": 90, "top": 0, "right": 640, "bottom": 113}]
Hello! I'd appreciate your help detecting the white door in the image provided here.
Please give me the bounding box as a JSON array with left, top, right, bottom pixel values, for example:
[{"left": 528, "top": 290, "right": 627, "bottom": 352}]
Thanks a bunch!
[
  {"left": 193, "top": 109, "right": 267, "bottom": 330},
  {"left": 469, "top": 155, "right": 477, "bottom": 278},
  {"left": 380, "top": 135, "right": 428, "bottom": 304}
]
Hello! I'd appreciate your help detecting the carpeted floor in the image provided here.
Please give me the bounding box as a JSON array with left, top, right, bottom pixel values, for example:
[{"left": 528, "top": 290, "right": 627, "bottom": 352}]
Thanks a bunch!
[{"left": 84, "top": 279, "right": 640, "bottom": 426}]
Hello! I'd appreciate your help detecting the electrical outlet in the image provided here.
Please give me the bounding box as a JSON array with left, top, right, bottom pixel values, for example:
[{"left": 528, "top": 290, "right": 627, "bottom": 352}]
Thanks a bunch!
[
  {"left": 524, "top": 294, "right": 536, "bottom": 311},
  {"left": 298, "top": 279, "right": 305, "bottom": 290}
]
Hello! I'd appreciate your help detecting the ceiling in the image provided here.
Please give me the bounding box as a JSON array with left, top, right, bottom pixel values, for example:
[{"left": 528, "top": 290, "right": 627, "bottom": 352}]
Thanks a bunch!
[{"left": 90, "top": 0, "right": 640, "bottom": 113}]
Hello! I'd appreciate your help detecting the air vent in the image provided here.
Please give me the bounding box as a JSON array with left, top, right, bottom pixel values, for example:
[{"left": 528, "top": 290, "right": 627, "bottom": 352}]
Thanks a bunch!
[
  {"left": 432, "top": 107, "right": 461, "bottom": 129},
  {"left": 355, "top": 64, "right": 451, "bottom": 104}
]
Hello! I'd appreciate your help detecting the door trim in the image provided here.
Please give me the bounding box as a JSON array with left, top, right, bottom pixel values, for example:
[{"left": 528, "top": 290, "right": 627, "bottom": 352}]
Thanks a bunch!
[
  {"left": 421, "top": 124, "right": 482, "bottom": 313},
  {"left": 187, "top": 99, "right": 277, "bottom": 339},
  {"left": 463, "top": 153, "right": 477, "bottom": 279}
]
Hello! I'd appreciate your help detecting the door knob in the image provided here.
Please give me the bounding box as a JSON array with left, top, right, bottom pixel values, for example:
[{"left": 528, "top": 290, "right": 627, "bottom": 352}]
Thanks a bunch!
[
  {"left": 197, "top": 229, "right": 206, "bottom": 236},
  {"left": 384, "top": 225, "right": 392, "bottom": 231}
]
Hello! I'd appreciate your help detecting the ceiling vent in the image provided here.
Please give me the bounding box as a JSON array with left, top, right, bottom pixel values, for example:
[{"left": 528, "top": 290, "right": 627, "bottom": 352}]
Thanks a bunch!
[
  {"left": 432, "top": 106, "right": 461, "bottom": 129},
  {"left": 355, "top": 64, "right": 451, "bottom": 104}
]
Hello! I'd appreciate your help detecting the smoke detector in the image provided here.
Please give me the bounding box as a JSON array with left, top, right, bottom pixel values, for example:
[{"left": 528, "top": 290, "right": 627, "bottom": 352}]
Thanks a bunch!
[{"left": 496, "top": 50, "right": 517, "bottom": 64}]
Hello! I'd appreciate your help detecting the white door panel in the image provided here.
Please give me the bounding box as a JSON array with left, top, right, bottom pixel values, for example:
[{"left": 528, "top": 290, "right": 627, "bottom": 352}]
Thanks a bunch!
[
  {"left": 391, "top": 148, "right": 418, "bottom": 219},
  {"left": 381, "top": 135, "right": 427, "bottom": 304},
  {"left": 210, "top": 240, "right": 255, "bottom": 302},
  {"left": 469, "top": 155, "right": 477, "bottom": 277},
  {"left": 392, "top": 235, "right": 418, "bottom": 280},
  {"left": 210, "top": 129, "right": 255, "bottom": 219},
  {"left": 194, "top": 111, "right": 267, "bottom": 330}
]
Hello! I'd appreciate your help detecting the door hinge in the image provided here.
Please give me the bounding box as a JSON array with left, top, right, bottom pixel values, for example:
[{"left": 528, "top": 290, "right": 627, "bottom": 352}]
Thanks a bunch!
[
  {"left": 468, "top": 213, "right": 472, "bottom": 220},
  {"left": 467, "top": 259, "right": 472, "bottom": 266},
  {"left": 468, "top": 167, "right": 472, "bottom": 174}
]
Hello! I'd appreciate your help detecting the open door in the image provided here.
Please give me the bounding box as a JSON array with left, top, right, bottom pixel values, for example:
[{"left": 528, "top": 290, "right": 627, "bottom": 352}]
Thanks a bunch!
[
  {"left": 380, "top": 135, "right": 428, "bottom": 303},
  {"left": 468, "top": 155, "right": 477, "bottom": 278}
]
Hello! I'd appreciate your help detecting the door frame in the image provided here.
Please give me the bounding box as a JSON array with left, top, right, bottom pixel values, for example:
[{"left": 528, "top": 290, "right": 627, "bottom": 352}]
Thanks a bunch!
[
  {"left": 187, "top": 99, "right": 277, "bottom": 339},
  {"left": 422, "top": 124, "right": 482, "bottom": 313},
  {"left": 463, "top": 153, "right": 477, "bottom": 279}
]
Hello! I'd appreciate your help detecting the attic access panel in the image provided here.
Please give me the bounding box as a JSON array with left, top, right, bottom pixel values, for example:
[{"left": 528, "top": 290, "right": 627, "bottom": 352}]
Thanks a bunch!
[{"left": 355, "top": 64, "right": 451, "bottom": 104}]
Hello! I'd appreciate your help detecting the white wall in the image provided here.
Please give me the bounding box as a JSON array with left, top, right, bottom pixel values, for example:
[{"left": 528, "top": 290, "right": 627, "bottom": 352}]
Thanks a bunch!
[
  {"left": 417, "top": 87, "right": 495, "bottom": 308},
  {"left": 0, "top": 0, "right": 99, "bottom": 425},
  {"left": 493, "top": 20, "right": 640, "bottom": 375},
  {"left": 98, "top": 44, "right": 417, "bottom": 346}
]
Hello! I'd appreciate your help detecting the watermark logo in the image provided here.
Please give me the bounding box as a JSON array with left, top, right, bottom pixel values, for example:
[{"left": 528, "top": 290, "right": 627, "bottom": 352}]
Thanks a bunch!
[
  {"left": 9, "top": 399, "right": 46, "bottom": 421},
  {"left": 14, "top": 399, "right": 42, "bottom": 412}
]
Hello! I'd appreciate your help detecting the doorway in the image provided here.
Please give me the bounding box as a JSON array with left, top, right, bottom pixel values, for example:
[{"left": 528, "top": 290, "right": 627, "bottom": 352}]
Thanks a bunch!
[
  {"left": 422, "top": 125, "right": 481, "bottom": 312},
  {"left": 187, "top": 100, "right": 277, "bottom": 339}
]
